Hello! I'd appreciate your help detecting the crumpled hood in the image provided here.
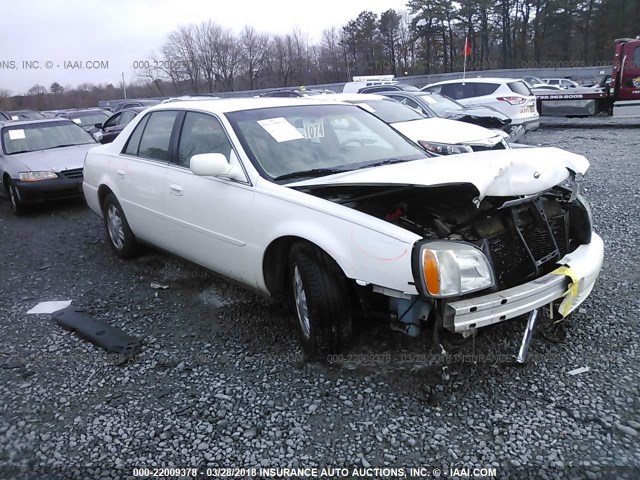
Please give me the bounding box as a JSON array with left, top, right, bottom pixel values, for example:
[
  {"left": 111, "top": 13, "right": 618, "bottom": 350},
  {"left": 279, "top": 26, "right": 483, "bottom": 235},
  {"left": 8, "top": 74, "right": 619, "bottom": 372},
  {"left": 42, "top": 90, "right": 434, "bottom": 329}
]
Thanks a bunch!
[
  {"left": 10, "top": 144, "right": 95, "bottom": 172},
  {"left": 391, "top": 117, "right": 504, "bottom": 146},
  {"left": 289, "top": 147, "right": 590, "bottom": 198}
]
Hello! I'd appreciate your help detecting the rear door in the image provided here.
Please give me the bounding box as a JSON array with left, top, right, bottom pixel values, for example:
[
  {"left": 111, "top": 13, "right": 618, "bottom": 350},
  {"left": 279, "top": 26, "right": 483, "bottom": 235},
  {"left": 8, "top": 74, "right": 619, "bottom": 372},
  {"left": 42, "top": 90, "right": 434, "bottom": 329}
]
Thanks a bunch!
[{"left": 117, "top": 110, "right": 179, "bottom": 248}]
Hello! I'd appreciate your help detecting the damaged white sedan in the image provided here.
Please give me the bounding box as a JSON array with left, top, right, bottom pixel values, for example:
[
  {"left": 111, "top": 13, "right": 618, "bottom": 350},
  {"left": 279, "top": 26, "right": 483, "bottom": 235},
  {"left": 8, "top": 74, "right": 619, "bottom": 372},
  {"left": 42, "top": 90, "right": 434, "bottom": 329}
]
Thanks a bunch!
[{"left": 82, "top": 98, "right": 604, "bottom": 360}]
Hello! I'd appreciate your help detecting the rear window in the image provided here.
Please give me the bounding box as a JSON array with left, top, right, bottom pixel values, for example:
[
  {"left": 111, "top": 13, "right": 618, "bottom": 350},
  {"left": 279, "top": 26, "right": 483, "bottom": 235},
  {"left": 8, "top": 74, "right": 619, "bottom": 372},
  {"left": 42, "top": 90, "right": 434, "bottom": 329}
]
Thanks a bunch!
[{"left": 508, "top": 81, "right": 533, "bottom": 96}]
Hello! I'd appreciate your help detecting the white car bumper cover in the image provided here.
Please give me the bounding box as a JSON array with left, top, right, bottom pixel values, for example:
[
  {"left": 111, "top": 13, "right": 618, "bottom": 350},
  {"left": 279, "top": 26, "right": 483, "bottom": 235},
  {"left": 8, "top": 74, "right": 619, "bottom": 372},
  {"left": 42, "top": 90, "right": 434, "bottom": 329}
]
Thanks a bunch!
[{"left": 444, "top": 233, "right": 604, "bottom": 332}]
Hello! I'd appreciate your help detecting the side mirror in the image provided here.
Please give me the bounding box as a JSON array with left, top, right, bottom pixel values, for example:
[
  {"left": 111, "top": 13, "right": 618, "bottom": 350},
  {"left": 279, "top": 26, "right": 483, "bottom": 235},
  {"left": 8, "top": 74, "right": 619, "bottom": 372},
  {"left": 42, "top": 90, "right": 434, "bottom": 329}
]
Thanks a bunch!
[{"left": 190, "top": 153, "right": 232, "bottom": 177}]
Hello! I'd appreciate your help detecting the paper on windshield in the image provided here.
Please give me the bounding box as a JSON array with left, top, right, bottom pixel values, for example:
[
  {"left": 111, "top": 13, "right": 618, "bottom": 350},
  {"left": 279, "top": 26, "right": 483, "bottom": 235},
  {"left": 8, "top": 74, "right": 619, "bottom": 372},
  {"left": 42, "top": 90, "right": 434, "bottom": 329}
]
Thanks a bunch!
[
  {"left": 422, "top": 96, "right": 436, "bottom": 104},
  {"left": 303, "top": 120, "right": 324, "bottom": 139},
  {"left": 11, "top": 115, "right": 19, "bottom": 120},
  {"left": 356, "top": 103, "right": 376, "bottom": 113},
  {"left": 258, "top": 117, "right": 304, "bottom": 142},
  {"left": 72, "top": 118, "right": 82, "bottom": 124},
  {"left": 8, "top": 129, "right": 26, "bottom": 140}
]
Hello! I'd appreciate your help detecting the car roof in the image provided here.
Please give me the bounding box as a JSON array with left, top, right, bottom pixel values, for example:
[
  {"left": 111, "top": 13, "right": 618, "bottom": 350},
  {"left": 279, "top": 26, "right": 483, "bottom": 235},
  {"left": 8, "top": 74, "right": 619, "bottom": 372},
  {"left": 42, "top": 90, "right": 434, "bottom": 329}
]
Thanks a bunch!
[
  {"left": 0, "top": 118, "right": 73, "bottom": 128},
  {"left": 314, "top": 93, "right": 387, "bottom": 102},
  {"left": 143, "top": 97, "right": 364, "bottom": 114},
  {"left": 426, "top": 77, "right": 521, "bottom": 86}
]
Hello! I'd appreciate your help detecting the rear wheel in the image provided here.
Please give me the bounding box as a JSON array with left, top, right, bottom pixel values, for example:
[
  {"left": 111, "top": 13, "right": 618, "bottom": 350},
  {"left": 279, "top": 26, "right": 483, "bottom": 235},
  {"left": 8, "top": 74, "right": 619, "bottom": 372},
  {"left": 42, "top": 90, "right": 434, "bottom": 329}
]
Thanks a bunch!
[
  {"left": 102, "top": 193, "right": 139, "bottom": 259},
  {"left": 289, "top": 243, "right": 352, "bottom": 361}
]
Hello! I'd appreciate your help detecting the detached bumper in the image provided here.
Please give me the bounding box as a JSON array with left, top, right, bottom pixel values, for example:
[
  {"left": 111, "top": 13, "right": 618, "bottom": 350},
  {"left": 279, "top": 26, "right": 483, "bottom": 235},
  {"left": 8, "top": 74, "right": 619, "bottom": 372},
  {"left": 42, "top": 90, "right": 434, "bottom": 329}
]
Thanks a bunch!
[
  {"left": 443, "top": 233, "right": 604, "bottom": 332},
  {"left": 14, "top": 177, "right": 84, "bottom": 204},
  {"left": 519, "top": 117, "right": 540, "bottom": 131}
]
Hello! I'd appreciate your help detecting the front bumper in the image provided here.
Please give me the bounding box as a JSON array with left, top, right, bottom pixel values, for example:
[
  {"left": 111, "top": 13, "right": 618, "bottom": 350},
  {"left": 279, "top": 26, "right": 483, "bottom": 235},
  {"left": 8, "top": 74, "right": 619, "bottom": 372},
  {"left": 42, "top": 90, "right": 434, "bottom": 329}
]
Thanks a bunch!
[
  {"left": 443, "top": 233, "right": 604, "bottom": 332},
  {"left": 13, "top": 177, "right": 84, "bottom": 204}
]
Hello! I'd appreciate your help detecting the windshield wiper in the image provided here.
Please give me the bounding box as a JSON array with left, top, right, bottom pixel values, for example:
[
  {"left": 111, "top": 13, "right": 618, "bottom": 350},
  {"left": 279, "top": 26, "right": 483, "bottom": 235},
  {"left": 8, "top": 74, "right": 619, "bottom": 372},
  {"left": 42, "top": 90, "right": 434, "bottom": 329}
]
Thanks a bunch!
[
  {"left": 40, "top": 143, "right": 84, "bottom": 150},
  {"left": 359, "top": 158, "right": 409, "bottom": 168},
  {"left": 274, "top": 168, "right": 346, "bottom": 181}
]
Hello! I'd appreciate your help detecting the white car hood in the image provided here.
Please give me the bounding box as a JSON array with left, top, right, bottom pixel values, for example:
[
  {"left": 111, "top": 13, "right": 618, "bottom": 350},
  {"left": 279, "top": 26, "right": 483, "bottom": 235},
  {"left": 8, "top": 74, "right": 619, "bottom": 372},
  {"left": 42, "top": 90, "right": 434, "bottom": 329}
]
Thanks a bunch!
[
  {"left": 289, "top": 147, "right": 589, "bottom": 199},
  {"left": 391, "top": 117, "right": 503, "bottom": 146}
]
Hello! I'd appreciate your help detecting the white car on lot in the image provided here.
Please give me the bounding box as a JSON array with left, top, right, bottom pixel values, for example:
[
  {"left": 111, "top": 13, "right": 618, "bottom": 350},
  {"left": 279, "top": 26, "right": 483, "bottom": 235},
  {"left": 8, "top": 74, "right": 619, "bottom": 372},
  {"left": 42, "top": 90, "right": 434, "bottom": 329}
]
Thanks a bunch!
[
  {"left": 421, "top": 78, "right": 540, "bottom": 130},
  {"left": 83, "top": 98, "right": 603, "bottom": 360},
  {"left": 319, "top": 93, "right": 508, "bottom": 154},
  {"left": 543, "top": 78, "right": 581, "bottom": 89}
]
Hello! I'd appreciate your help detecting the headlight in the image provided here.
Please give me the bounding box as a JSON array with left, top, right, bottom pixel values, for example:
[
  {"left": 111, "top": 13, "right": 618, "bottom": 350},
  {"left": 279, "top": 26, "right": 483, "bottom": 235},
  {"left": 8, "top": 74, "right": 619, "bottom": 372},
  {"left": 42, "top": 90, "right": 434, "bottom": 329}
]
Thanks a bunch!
[
  {"left": 416, "top": 241, "right": 494, "bottom": 297},
  {"left": 18, "top": 171, "right": 58, "bottom": 182},
  {"left": 418, "top": 140, "right": 473, "bottom": 155}
]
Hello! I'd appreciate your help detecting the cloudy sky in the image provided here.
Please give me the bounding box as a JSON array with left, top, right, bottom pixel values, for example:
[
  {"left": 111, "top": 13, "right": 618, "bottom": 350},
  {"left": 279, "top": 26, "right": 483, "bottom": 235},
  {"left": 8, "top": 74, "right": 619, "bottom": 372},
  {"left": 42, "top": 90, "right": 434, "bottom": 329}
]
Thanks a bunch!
[{"left": 0, "top": 0, "right": 410, "bottom": 95}]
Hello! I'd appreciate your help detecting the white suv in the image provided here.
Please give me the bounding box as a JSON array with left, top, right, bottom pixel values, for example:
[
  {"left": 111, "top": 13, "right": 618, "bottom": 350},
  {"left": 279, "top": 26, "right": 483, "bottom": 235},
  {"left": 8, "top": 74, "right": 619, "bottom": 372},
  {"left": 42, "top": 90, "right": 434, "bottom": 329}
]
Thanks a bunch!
[{"left": 421, "top": 78, "right": 539, "bottom": 130}]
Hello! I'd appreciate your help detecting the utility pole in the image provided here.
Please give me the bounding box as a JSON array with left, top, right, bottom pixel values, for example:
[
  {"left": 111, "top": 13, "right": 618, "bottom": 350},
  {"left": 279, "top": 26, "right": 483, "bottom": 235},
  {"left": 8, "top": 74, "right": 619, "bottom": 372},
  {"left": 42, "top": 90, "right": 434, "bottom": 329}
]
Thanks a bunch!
[{"left": 122, "top": 72, "right": 127, "bottom": 99}]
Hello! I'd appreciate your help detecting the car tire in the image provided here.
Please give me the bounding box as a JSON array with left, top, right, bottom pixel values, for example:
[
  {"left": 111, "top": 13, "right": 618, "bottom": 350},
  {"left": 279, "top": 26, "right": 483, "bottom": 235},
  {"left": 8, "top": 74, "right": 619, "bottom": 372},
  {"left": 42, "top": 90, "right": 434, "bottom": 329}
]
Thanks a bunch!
[
  {"left": 289, "top": 243, "right": 352, "bottom": 361},
  {"left": 102, "top": 193, "right": 139, "bottom": 259},
  {"left": 7, "top": 179, "right": 26, "bottom": 216}
]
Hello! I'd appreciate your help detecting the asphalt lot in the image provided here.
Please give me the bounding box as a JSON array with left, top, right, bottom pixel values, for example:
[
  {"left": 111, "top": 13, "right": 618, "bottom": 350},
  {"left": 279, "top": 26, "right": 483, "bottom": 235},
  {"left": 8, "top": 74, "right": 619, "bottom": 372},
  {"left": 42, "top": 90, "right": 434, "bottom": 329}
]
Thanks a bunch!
[{"left": 0, "top": 125, "right": 639, "bottom": 480}]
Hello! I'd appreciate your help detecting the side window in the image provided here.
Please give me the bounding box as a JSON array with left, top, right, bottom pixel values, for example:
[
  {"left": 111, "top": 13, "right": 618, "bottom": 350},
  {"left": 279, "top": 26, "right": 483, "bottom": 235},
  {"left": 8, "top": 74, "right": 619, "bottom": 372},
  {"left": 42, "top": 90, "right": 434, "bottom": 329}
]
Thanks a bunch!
[
  {"left": 104, "top": 113, "right": 121, "bottom": 128},
  {"left": 176, "top": 112, "right": 233, "bottom": 168},
  {"left": 424, "top": 85, "right": 442, "bottom": 94},
  {"left": 400, "top": 97, "right": 427, "bottom": 115},
  {"left": 123, "top": 114, "right": 150, "bottom": 156},
  {"left": 473, "top": 83, "right": 499, "bottom": 96},
  {"left": 440, "top": 83, "right": 469, "bottom": 99},
  {"left": 634, "top": 47, "right": 640, "bottom": 69},
  {"left": 119, "top": 111, "right": 136, "bottom": 125},
  {"left": 136, "top": 111, "right": 179, "bottom": 161}
]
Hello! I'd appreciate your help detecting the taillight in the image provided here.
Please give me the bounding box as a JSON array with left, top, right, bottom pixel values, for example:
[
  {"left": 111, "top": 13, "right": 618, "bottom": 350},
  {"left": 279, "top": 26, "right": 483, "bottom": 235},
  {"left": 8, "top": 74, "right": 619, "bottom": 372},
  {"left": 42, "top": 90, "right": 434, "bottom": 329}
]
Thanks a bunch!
[{"left": 496, "top": 96, "right": 526, "bottom": 105}]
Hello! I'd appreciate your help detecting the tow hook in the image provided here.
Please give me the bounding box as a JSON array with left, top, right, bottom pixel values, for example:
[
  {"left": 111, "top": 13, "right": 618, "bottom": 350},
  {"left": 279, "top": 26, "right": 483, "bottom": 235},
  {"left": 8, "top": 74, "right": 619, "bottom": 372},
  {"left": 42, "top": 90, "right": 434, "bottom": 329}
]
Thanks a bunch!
[{"left": 516, "top": 309, "right": 540, "bottom": 364}]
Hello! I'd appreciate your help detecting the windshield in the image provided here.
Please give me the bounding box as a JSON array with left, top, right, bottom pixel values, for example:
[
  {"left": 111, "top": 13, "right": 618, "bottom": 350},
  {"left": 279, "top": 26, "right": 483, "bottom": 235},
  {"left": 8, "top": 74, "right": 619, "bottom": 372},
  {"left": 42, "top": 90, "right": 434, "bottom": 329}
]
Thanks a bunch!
[
  {"left": 226, "top": 104, "right": 426, "bottom": 182},
  {"left": 416, "top": 93, "right": 465, "bottom": 115},
  {"left": 346, "top": 99, "right": 425, "bottom": 124},
  {"left": 1, "top": 121, "right": 95, "bottom": 154},
  {"left": 68, "top": 112, "right": 109, "bottom": 126}
]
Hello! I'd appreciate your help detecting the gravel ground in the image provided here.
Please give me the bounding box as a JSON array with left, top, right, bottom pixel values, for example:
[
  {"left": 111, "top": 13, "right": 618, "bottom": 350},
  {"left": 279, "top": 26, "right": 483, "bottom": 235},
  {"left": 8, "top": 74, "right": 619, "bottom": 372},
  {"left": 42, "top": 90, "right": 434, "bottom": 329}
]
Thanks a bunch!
[{"left": 0, "top": 127, "right": 639, "bottom": 480}]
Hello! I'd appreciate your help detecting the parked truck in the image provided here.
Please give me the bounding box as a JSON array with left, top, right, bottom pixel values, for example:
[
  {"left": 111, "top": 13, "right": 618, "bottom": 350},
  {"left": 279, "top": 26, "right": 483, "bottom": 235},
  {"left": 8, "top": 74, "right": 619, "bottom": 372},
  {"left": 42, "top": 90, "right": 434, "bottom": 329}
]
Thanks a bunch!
[{"left": 536, "top": 37, "right": 640, "bottom": 117}]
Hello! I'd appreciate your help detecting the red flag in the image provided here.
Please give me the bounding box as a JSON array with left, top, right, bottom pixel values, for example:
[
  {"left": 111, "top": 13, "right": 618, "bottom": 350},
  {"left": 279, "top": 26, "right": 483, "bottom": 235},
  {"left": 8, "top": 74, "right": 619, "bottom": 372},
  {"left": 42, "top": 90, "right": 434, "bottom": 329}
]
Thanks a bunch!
[{"left": 464, "top": 37, "right": 472, "bottom": 57}]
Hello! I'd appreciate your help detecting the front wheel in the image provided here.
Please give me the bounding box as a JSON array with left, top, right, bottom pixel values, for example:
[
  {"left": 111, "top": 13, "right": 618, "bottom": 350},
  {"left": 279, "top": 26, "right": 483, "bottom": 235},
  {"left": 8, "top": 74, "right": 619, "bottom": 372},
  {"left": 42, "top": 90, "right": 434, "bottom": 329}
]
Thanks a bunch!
[
  {"left": 102, "top": 193, "right": 139, "bottom": 259},
  {"left": 289, "top": 243, "right": 352, "bottom": 361},
  {"left": 7, "top": 179, "right": 26, "bottom": 215}
]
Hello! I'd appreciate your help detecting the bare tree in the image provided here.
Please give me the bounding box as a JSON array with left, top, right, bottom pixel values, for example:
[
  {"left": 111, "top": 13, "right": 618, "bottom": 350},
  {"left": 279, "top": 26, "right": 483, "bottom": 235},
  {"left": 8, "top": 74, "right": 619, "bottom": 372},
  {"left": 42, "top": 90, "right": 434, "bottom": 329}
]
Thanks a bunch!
[
  {"left": 240, "top": 26, "right": 270, "bottom": 90},
  {"left": 27, "top": 84, "right": 47, "bottom": 95}
]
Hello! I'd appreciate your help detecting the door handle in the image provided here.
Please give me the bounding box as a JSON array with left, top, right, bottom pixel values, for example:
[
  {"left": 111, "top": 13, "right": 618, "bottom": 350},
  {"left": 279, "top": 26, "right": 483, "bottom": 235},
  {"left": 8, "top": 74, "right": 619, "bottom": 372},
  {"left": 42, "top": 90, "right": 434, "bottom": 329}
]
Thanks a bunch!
[
  {"left": 116, "top": 169, "right": 125, "bottom": 179},
  {"left": 169, "top": 184, "right": 183, "bottom": 196}
]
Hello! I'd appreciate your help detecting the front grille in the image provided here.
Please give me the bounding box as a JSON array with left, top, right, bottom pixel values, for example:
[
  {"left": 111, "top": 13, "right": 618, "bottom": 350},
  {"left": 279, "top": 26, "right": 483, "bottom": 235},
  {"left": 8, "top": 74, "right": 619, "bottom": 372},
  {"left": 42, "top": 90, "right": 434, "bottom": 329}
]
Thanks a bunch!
[
  {"left": 486, "top": 229, "right": 535, "bottom": 289},
  {"left": 59, "top": 168, "right": 83, "bottom": 179},
  {"left": 483, "top": 208, "right": 570, "bottom": 290}
]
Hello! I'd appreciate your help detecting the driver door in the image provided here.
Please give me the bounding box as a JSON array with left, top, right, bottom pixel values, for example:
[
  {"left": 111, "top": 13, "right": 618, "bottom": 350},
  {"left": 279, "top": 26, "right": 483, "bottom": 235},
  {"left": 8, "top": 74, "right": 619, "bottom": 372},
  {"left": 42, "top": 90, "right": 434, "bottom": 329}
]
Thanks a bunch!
[{"left": 163, "top": 111, "right": 256, "bottom": 284}]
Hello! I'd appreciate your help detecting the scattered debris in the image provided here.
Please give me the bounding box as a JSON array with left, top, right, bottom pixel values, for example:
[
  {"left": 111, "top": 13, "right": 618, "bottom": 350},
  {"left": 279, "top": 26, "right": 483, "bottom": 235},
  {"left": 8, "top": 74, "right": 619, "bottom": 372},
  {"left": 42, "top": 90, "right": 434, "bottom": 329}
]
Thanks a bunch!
[
  {"left": 54, "top": 307, "right": 142, "bottom": 359},
  {"left": 150, "top": 282, "right": 169, "bottom": 290},
  {"left": 27, "top": 300, "right": 72, "bottom": 314},
  {"left": 568, "top": 366, "right": 590, "bottom": 376}
]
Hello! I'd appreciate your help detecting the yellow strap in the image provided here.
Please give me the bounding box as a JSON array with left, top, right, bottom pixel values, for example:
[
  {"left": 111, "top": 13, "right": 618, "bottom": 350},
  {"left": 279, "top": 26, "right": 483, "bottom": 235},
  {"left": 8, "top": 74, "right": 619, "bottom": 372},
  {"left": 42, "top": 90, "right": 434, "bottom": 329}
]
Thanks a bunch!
[{"left": 551, "top": 266, "right": 580, "bottom": 317}]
